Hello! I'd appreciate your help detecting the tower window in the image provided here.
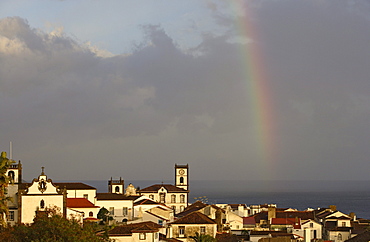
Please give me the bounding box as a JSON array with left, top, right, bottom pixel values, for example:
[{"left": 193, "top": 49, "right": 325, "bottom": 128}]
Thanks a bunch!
[
  {"left": 115, "top": 186, "right": 120, "bottom": 193},
  {"left": 180, "top": 177, "right": 184, "bottom": 184},
  {"left": 8, "top": 171, "right": 15, "bottom": 181}
]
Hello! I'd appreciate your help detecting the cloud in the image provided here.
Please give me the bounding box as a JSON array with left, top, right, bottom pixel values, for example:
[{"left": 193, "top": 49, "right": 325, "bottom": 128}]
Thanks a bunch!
[{"left": 0, "top": 0, "right": 370, "bottom": 183}]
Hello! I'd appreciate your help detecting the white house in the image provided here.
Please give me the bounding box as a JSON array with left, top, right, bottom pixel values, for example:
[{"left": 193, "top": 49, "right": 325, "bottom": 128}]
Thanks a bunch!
[
  {"left": 95, "top": 193, "right": 137, "bottom": 223},
  {"left": 133, "top": 196, "right": 174, "bottom": 227},
  {"left": 66, "top": 198, "right": 100, "bottom": 222}
]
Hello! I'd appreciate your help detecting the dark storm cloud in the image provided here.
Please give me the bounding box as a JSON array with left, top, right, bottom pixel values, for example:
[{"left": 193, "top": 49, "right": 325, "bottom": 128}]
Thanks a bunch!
[{"left": 0, "top": 0, "right": 369, "bottom": 182}]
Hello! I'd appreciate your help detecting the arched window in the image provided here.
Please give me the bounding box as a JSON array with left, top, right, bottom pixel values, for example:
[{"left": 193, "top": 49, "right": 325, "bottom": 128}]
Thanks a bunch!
[
  {"left": 40, "top": 199, "right": 45, "bottom": 209},
  {"left": 179, "top": 177, "right": 184, "bottom": 184},
  {"left": 338, "top": 233, "right": 342, "bottom": 241},
  {"left": 89, "top": 211, "right": 93, "bottom": 217},
  {"left": 8, "top": 171, "right": 15, "bottom": 181},
  {"left": 171, "top": 194, "right": 176, "bottom": 203},
  {"left": 115, "top": 186, "right": 120, "bottom": 193}
]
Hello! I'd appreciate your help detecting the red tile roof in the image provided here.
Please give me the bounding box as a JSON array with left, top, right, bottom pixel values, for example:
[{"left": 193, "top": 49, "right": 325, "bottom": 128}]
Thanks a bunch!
[
  {"left": 66, "top": 198, "right": 99, "bottom": 208},
  {"left": 96, "top": 193, "right": 136, "bottom": 200},
  {"left": 271, "top": 218, "right": 301, "bottom": 229},
  {"left": 108, "top": 221, "right": 163, "bottom": 236}
]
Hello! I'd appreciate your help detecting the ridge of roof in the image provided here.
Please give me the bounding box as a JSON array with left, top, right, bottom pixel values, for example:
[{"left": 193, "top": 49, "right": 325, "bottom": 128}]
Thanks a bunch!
[{"left": 170, "top": 211, "right": 216, "bottom": 225}]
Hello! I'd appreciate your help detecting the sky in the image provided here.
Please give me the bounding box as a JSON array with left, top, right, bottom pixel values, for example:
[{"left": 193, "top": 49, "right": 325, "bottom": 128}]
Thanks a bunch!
[{"left": 0, "top": 0, "right": 369, "bottom": 183}]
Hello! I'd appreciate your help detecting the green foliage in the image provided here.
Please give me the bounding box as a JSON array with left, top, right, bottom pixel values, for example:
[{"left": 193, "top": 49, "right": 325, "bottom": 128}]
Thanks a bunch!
[
  {"left": 190, "top": 232, "right": 216, "bottom": 242},
  {"left": 0, "top": 207, "right": 110, "bottom": 241},
  {"left": 0, "top": 151, "right": 15, "bottom": 227},
  {"left": 97, "top": 207, "right": 112, "bottom": 225}
]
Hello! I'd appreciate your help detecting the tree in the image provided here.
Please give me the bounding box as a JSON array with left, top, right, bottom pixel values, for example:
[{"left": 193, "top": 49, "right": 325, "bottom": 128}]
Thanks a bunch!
[
  {"left": 190, "top": 232, "right": 216, "bottom": 242},
  {"left": 0, "top": 151, "right": 14, "bottom": 227},
  {"left": 97, "top": 207, "right": 112, "bottom": 224},
  {"left": 3, "top": 206, "right": 110, "bottom": 241}
]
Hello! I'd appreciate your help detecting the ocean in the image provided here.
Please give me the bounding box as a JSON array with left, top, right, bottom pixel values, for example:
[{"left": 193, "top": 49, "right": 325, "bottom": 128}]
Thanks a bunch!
[{"left": 62, "top": 179, "right": 370, "bottom": 219}]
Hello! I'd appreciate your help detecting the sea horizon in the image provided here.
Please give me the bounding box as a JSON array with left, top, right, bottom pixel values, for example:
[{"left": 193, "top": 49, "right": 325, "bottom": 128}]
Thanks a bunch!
[{"left": 44, "top": 179, "right": 370, "bottom": 219}]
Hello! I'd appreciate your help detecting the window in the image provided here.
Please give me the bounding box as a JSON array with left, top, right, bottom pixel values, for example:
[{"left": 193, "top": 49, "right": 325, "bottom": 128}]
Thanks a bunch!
[
  {"left": 338, "top": 233, "right": 342, "bottom": 241},
  {"left": 180, "top": 194, "right": 185, "bottom": 203},
  {"left": 159, "top": 193, "right": 166, "bottom": 203},
  {"left": 342, "top": 222, "right": 346, "bottom": 227},
  {"left": 83, "top": 194, "right": 88, "bottom": 199},
  {"left": 179, "top": 226, "right": 185, "bottom": 236},
  {"left": 158, "top": 220, "right": 163, "bottom": 226},
  {"left": 89, "top": 211, "right": 93, "bottom": 217},
  {"left": 123, "top": 207, "right": 128, "bottom": 216},
  {"left": 8, "top": 211, "right": 14, "bottom": 221},
  {"left": 8, "top": 171, "right": 15, "bottom": 181},
  {"left": 310, "top": 223, "right": 313, "bottom": 228},
  {"left": 180, "top": 177, "right": 184, "bottom": 184},
  {"left": 149, "top": 195, "right": 154, "bottom": 200},
  {"left": 171, "top": 194, "right": 176, "bottom": 203},
  {"left": 139, "top": 233, "right": 146, "bottom": 240},
  {"left": 109, "top": 207, "right": 114, "bottom": 215},
  {"left": 115, "top": 186, "right": 120, "bottom": 193},
  {"left": 40, "top": 200, "right": 45, "bottom": 209},
  {"left": 200, "top": 226, "right": 206, "bottom": 234}
]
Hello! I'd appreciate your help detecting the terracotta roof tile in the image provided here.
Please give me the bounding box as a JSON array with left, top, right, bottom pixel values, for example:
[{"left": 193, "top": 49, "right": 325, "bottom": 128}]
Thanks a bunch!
[
  {"left": 67, "top": 198, "right": 99, "bottom": 208},
  {"left": 108, "top": 221, "right": 163, "bottom": 236},
  {"left": 96, "top": 193, "right": 136, "bottom": 200},
  {"left": 170, "top": 211, "right": 216, "bottom": 225}
]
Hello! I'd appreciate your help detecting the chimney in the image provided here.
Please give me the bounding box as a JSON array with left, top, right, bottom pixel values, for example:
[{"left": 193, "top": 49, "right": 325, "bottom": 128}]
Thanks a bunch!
[
  {"left": 329, "top": 205, "right": 337, "bottom": 211},
  {"left": 268, "top": 207, "right": 276, "bottom": 222}
]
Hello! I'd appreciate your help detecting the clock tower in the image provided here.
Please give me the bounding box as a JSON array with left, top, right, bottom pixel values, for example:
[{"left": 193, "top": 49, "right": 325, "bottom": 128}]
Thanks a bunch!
[{"left": 175, "top": 164, "right": 188, "bottom": 191}]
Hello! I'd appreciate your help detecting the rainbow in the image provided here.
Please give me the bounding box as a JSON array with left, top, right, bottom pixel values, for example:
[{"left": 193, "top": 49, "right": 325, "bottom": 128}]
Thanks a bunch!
[{"left": 232, "top": 1, "right": 278, "bottom": 174}]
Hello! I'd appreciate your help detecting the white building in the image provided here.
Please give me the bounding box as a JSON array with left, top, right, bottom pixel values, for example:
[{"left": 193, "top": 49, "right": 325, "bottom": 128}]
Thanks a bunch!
[
  {"left": 139, "top": 164, "right": 189, "bottom": 214},
  {"left": 18, "top": 168, "right": 66, "bottom": 224}
]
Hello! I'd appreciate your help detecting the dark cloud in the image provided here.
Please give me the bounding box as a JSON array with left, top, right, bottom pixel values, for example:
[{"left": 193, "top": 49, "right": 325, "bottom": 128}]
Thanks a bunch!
[{"left": 0, "top": 0, "right": 369, "bottom": 183}]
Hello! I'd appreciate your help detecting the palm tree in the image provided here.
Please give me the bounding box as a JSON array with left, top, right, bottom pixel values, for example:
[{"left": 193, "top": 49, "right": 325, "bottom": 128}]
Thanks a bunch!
[
  {"left": 0, "top": 151, "right": 14, "bottom": 227},
  {"left": 190, "top": 232, "right": 216, "bottom": 242}
]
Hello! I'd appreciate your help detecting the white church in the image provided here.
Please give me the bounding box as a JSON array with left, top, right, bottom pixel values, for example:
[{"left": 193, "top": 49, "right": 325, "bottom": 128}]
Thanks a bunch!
[{"left": 4, "top": 153, "right": 189, "bottom": 226}]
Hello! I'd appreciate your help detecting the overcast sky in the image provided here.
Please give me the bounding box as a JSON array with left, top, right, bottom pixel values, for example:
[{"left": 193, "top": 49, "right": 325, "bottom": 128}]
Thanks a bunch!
[{"left": 0, "top": 0, "right": 369, "bottom": 183}]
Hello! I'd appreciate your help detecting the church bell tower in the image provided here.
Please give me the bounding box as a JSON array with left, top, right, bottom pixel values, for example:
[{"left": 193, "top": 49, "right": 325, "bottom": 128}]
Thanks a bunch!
[{"left": 175, "top": 164, "right": 188, "bottom": 191}]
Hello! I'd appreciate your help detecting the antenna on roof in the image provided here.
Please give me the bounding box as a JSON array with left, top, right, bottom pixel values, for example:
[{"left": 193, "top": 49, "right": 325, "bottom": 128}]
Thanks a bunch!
[{"left": 9, "top": 141, "right": 12, "bottom": 161}]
